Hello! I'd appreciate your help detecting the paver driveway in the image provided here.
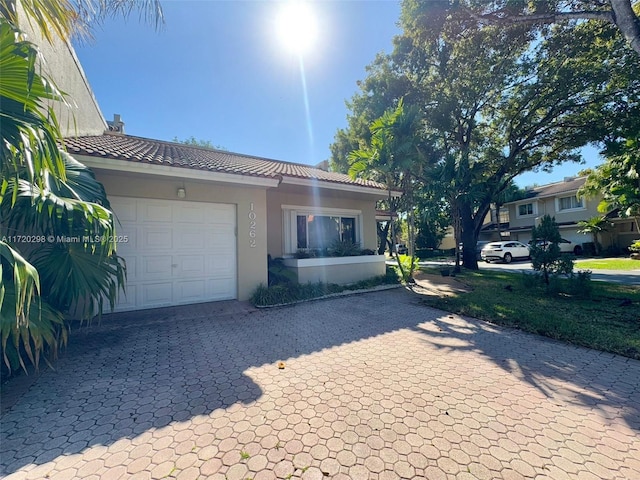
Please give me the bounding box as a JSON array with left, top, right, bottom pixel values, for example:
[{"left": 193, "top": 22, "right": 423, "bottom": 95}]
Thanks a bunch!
[{"left": 1, "top": 288, "right": 639, "bottom": 480}]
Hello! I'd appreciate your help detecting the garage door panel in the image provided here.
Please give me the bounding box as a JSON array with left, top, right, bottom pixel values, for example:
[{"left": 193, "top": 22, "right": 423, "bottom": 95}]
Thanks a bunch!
[
  {"left": 174, "top": 280, "right": 206, "bottom": 302},
  {"left": 141, "top": 202, "right": 173, "bottom": 222},
  {"left": 115, "top": 284, "right": 138, "bottom": 311},
  {"left": 207, "top": 203, "right": 235, "bottom": 218},
  {"left": 208, "top": 254, "right": 234, "bottom": 273},
  {"left": 109, "top": 197, "right": 237, "bottom": 312},
  {"left": 123, "top": 256, "right": 138, "bottom": 281},
  {"left": 111, "top": 199, "right": 137, "bottom": 222},
  {"left": 211, "top": 231, "right": 234, "bottom": 247},
  {"left": 210, "top": 278, "right": 235, "bottom": 298},
  {"left": 176, "top": 255, "right": 206, "bottom": 276},
  {"left": 115, "top": 225, "right": 137, "bottom": 253},
  {"left": 141, "top": 282, "right": 173, "bottom": 307},
  {"left": 143, "top": 228, "right": 173, "bottom": 250},
  {"left": 177, "top": 229, "right": 207, "bottom": 250},
  {"left": 175, "top": 204, "right": 209, "bottom": 223},
  {"left": 141, "top": 255, "right": 173, "bottom": 278}
]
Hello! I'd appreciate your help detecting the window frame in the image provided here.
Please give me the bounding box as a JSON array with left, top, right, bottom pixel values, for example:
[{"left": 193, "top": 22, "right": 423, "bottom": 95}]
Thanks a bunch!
[
  {"left": 516, "top": 202, "right": 537, "bottom": 218},
  {"left": 282, "top": 205, "right": 363, "bottom": 255},
  {"left": 555, "top": 195, "right": 585, "bottom": 213}
]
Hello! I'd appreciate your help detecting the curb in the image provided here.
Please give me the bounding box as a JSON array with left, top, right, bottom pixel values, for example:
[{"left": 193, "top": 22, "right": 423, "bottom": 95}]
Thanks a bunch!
[{"left": 254, "top": 283, "right": 404, "bottom": 309}]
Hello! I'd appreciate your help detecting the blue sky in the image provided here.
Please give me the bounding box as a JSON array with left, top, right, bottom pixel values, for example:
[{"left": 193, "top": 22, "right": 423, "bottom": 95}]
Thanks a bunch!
[{"left": 73, "top": 0, "right": 602, "bottom": 188}]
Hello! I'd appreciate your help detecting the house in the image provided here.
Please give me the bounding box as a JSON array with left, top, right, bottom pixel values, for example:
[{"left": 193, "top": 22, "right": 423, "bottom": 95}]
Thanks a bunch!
[
  {"left": 502, "top": 177, "right": 638, "bottom": 251},
  {"left": 26, "top": 15, "right": 395, "bottom": 313}
]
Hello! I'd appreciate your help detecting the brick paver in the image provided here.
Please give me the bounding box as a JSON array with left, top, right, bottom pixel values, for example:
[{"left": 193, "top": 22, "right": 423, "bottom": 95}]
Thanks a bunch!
[{"left": 1, "top": 289, "right": 639, "bottom": 479}]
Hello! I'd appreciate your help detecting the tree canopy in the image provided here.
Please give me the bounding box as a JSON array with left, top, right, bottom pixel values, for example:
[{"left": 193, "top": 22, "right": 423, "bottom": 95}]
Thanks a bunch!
[
  {"left": 579, "top": 129, "right": 640, "bottom": 231},
  {"left": 426, "top": 0, "right": 640, "bottom": 56},
  {"left": 331, "top": 0, "right": 640, "bottom": 269}
]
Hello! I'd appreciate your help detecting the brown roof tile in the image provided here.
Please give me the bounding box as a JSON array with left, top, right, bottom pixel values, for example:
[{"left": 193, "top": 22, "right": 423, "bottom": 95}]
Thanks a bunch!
[
  {"left": 64, "top": 134, "right": 387, "bottom": 190},
  {"left": 525, "top": 176, "right": 586, "bottom": 199}
]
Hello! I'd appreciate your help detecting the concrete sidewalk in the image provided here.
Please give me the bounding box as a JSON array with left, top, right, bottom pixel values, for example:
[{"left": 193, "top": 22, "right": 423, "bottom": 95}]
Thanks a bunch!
[{"left": 1, "top": 289, "right": 639, "bottom": 479}]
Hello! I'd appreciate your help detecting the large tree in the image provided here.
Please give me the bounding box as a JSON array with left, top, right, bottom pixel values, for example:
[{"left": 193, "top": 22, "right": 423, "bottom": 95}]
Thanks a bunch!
[
  {"left": 434, "top": 0, "right": 640, "bottom": 56},
  {"left": 579, "top": 130, "right": 640, "bottom": 231},
  {"left": 332, "top": 0, "right": 639, "bottom": 269}
]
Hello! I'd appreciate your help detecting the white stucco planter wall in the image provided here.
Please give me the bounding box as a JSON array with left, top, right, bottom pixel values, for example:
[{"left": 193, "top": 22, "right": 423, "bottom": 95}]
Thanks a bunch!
[{"left": 283, "top": 255, "right": 386, "bottom": 285}]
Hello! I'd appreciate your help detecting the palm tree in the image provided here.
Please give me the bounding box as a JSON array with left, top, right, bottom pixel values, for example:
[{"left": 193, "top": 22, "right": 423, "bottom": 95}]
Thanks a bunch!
[
  {"left": 0, "top": 0, "right": 161, "bottom": 374},
  {"left": 348, "top": 99, "right": 424, "bottom": 281},
  {"left": 577, "top": 216, "right": 613, "bottom": 255}
]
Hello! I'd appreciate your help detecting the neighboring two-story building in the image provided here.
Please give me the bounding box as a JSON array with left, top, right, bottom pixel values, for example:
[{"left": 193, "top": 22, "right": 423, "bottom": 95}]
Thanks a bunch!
[{"left": 502, "top": 177, "right": 638, "bottom": 252}]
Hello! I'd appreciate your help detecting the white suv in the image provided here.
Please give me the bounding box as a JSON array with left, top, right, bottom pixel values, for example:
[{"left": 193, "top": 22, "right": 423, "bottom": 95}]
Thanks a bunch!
[{"left": 481, "top": 241, "right": 531, "bottom": 263}]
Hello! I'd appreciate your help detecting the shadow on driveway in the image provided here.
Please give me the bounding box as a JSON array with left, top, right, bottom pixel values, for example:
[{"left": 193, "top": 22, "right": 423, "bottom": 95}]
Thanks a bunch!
[{"left": 1, "top": 289, "right": 638, "bottom": 476}]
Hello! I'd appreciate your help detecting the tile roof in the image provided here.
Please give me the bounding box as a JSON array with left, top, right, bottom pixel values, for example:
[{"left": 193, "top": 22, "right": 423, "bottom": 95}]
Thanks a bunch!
[
  {"left": 64, "top": 133, "right": 387, "bottom": 191},
  {"left": 524, "top": 176, "right": 586, "bottom": 199}
]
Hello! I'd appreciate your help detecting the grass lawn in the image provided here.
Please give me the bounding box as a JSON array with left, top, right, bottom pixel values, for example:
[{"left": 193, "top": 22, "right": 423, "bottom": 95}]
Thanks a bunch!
[
  {"left": 576, "top": 258, "right": 640, "bottom": 271},
  {"left": 418, "top": 269, "right": 640, "bottom": 360}
]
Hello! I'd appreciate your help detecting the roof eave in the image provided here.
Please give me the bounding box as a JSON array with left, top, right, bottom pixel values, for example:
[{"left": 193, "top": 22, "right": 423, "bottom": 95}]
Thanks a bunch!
[
  {"left": 280, "top": 176, "right": 402, "bottom": 197},
  {"left": 74, "top": 155, "right": 281, "bottom": 188}
]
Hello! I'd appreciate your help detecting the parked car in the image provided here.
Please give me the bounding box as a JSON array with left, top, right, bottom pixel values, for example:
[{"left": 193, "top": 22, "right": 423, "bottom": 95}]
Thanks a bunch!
[
  {"left": 533, "top": 238, "right": 583, "bottom": 255},
  {"left": 394, "top": 243, "right": 408, "bottom": 255},
  {"left": 481, "top": 241, "right": 530, "bottom": 263},
  {"left": 460, "top": 241, "right": 491, "bottom": 260}
]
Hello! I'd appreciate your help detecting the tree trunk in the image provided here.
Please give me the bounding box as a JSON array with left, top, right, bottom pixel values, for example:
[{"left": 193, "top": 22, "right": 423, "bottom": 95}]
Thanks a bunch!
[
  {"left": 461, "top": 217, "right": 479, "bottom": 270},
  {"left": 459, "top": 200, "right": 489, "bottom": 270},
  {"left": 387, "top": 187, "right": 406, "bottom": 281},
  {"left": 406, "top": 181, "right": 416, "bottom": 279},
  {"left": 451, "top": 202, "right": 462, "bottom": 273},
  {"left": 377, "top": 221, "right": 391, "bottom": 255},
  {"left": 610, "top": 0, "right": 640, "bottom": 56}
]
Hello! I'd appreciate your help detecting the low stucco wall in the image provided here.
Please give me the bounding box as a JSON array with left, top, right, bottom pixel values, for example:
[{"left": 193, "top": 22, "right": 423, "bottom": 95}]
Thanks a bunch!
[{"left": 283, "top": 255, "right": 386, "bottom": 285}]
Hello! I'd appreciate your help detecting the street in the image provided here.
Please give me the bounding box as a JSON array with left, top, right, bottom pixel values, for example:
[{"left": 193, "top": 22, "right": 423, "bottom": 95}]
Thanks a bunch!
[{"left": 416, "top": 258, "right": 640, "bottom": 285}]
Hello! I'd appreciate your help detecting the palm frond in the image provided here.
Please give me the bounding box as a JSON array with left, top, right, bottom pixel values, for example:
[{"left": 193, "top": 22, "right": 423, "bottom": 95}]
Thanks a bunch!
[
  {"left": 0, "top": 240, "right": 40, "bottom": 323},
  {"left": 33, "top": 243, "right": 126, "bottom": 318},
  {"left": 0, "top": 284, "right": 66, "bottom": 374}
]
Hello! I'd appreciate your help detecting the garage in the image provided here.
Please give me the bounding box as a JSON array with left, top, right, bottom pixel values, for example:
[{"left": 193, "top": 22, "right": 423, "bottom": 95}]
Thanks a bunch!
[{"left": 109, "top": 196, "right": 237, "bottom": 311}]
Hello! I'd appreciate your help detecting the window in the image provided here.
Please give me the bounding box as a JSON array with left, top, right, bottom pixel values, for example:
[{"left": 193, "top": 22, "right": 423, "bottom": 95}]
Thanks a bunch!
[
  {"left": 283, "top": 206, "right": 362, "bottom": 255},
  {"left": 558, "top": 195, "right": 583, "bottom": 211},
  {"left": 296, "top": 215, "right": 356, "bottom": 249},
  {"left": 518, "top": 203, "right": 534, "bottom": 216}
]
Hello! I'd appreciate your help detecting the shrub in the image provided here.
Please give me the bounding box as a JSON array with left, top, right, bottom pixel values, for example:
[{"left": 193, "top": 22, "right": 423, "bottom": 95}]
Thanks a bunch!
[
  {"left": 530, "top": 215, "right": 574, "bottom": 285},
  {"left": 328, "top": 240, "right": 362, "bottom": 257},
  {"left": 250, "top": 268, "right": 400, "bottom": 306},
  {"left": 602, "top": 245, "right": 621, "bottom": 257},
  {"left": 396, "top": 254, "right": 419, "bottom": 282},
  {"left": 629, "top": 240, "right": 640, "bottom": 253},
  {"left": 520, "top": 271, "right": 541, "bottom": 289},
  {"left": 384, "top": 265, "right": 401, "bottom": 283},
  {"left": 251, "top": 284, "right": 291, "bottom": 306},
  {"left": 267, "top": 256, "right": 297, "bottom": 286},
  {"left": 294, "top": 249, "right": 312, "bottom": 259},
  {"left": 415, "top": 248, "right": 451, "bottom": 259},
  {"left": 568, "top": 270, "right": 593, "bottom": 298},
  {"left": 295, "top": 242, "right": 374, "bottom": 258},
  {"left": 582, "top": 242, "right": 596, "bottom": 256}
]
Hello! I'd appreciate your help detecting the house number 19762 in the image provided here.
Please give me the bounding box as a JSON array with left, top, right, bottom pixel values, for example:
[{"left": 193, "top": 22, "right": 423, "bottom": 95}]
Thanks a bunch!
[{"left": 248, "top": 203, "right": 257, "bottom": 248}]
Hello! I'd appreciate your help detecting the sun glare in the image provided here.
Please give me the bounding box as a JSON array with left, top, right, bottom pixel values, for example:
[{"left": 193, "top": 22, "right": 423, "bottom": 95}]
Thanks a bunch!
[{"left": 276, "top": 1, "right": 318, "bottom": 55}]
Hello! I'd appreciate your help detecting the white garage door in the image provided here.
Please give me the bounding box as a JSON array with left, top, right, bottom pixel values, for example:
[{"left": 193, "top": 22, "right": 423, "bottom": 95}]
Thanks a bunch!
[{"left": 109, "top": 197, "right": 237, "bottom": 312}]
